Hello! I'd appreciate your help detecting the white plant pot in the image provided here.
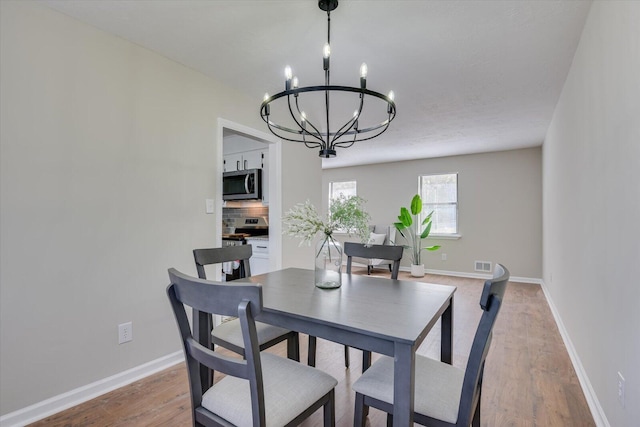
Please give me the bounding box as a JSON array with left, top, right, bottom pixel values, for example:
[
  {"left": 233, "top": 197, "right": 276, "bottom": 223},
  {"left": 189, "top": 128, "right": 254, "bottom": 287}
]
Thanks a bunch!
[{"left": 410, "top": 264, "right": 425, "bottom": 277}]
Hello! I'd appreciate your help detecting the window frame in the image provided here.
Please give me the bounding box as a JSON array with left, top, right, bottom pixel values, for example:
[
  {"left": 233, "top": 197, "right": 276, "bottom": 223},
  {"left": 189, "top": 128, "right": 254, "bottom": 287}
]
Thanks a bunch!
[{"left": 418, "top": 173, "right": 460, "bottom": 237}]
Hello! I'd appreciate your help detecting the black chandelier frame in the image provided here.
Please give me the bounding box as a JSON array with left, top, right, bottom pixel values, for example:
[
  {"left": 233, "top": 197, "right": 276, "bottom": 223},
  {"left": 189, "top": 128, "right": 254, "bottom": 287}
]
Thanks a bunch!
[{"left": 259, "top": 0, "right": 397, "bottom": 158}]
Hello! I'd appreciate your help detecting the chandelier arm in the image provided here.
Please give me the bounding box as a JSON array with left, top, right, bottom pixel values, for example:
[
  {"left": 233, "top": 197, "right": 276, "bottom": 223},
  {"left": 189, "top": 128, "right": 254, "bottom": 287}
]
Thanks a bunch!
[
  {"left": 294, "top": 95, "right": 327, "bottom": 147},
  {"left": 333, "top": 140, "right": 356, "bottom": 149},
  {"left": 334, "top": 119, "right": 392, "bottom": 145},
  {"left": 267, "top": 125, "right": 322, "bottom": 147},
  {"left": 301, "top": 131, "right": 323, "bottom": 150},
  {"left": 331, "top": 116, "right": 357, "bottom": 145},
  {"left": 262, "top": 114, "right": 325, "bottom": 148},
  {"left": 285, "top": 95, "right": 325, "bottom": 146},
  {"left": 330, "top": 93, "right": 365, "bottom": 144},
  {"left": 344, "top": 112, "right": 395, "bottom": 135},
  {"left": 299, "top": 116, "right": 326, "bottom": 147},
  {"left": 331, "top": 133, "right": 358, "bottom": 149}
]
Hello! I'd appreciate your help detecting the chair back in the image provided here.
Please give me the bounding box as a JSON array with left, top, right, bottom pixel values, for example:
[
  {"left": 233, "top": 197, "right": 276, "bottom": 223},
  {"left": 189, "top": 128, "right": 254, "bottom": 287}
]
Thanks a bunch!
[
  {"left": 166, "top": 268, "right": 267, "bottom": 426},
  {"left": 193, "top": 245, "right": 253, "bottom": 279},
  {"left": 192, "top": 245, "right": 254, "bottom": 387},
  {"left": 344, "top": 241, "right": 404, "bottom": 279},
  {"left": 456, "top": 263, "right": 510, "bottom": 426}
]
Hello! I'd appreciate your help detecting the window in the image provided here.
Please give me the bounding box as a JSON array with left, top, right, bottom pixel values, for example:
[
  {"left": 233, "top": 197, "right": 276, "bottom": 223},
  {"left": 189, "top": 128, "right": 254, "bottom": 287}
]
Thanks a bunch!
[
  {"left": 328, "top": 180, "right": 357, "bottom": 206},
  {"left": 419, "top": 173, "right": 458, "bottom": 235},
  {"left": 328, "top": 181, "right": 358, "bottom": 233}
]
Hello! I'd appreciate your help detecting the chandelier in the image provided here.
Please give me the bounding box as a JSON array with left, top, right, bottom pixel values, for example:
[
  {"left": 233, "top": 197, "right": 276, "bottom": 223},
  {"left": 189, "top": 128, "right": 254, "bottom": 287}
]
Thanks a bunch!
[{"left": 259, "top": 0, "right": 397, "bottom": 158}]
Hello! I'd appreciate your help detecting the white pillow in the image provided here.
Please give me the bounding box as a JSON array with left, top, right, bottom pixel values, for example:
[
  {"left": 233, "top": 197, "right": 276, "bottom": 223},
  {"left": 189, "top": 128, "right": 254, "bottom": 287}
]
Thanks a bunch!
[{"left": 367, "top": 232, "right": 386, "bottom": 246}]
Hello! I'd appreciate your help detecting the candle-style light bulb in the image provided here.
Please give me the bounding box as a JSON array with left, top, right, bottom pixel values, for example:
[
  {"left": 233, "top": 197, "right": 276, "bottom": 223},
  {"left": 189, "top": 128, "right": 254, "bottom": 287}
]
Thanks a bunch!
[
  {"left": 285, "top": 65, "right": 292, "bottom": 90},
  {"left": 263, "top": 93, "right": 270, "bottom": 115},
  {"left": 301, "top": 111, "right": 307, "bottom": 129},
  {"left": 292, "top": 76, "right": 299, "bottom": 98},
  {"left": 323, "top": 43, "right": 331, "bottom": 71},
  {"left": 387, "top": 90, "right": 395, "bottom": 114},
  {"left": 360, "top": 62, "right": 368, "bottom": 89},
  {"left": 360, "top": 63, "right": 368, "bottom": 79}
]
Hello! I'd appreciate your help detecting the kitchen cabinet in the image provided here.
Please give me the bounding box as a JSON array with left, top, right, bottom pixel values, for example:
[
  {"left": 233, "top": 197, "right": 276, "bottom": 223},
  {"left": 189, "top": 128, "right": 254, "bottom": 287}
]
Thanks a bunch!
[
  {"left": 246, "top": 238, "right": 270, "bottom": 275},
  {"left": 224, "top": 149, "right": 265, "bottom": 172}
]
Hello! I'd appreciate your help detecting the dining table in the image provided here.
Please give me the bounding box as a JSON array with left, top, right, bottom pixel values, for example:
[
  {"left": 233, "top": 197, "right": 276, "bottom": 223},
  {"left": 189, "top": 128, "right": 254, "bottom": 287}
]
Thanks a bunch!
[{"left": 236, "top": 267, "right": 456, "bottom": 426}]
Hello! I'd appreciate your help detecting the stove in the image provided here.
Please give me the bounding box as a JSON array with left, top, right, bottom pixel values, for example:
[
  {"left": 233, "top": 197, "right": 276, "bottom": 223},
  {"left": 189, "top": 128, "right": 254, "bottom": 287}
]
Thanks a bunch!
[{"left": 222, "top": 217, "right": 269, "bottom": 247}]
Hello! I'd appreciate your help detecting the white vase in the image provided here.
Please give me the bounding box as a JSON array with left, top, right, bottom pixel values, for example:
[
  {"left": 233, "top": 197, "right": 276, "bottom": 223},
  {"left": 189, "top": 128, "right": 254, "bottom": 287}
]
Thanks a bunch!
[
  {"left": 410, "top": 263, "right": 425, "bottom": 277},
  {"left": 314, "top": 234, "right": 342, "bottom": 289}
]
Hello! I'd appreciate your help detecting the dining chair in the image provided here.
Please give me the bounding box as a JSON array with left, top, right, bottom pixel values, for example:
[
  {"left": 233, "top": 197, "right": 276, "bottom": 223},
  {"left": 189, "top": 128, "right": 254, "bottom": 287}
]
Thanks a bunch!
[
  {"left": 352, "top": 263, "right": 510, "bottom": 427},
  {"left": 308, "top": 242, "right": 404, "bottom": 370},
  {"left": 193, "top": 246, "right": 299, "bottom": 388},
  {"left": 167, "top": 268, "right": 337, "bottom": 427}
]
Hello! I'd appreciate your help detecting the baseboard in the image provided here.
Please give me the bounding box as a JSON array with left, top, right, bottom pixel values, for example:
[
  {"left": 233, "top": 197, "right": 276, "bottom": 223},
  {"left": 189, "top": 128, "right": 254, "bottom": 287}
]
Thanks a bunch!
[
  {"left": 413, "top": 269, "right": 608, "bottom": 424},
  {"left": 0, "top": 351, "right": 184, "bottom": 427},
  {"left": 539, "top": 281, "right": 610, "bottom": 427},
  {"left": 401, "top": 266, "right": 543, "bottom": 284}
]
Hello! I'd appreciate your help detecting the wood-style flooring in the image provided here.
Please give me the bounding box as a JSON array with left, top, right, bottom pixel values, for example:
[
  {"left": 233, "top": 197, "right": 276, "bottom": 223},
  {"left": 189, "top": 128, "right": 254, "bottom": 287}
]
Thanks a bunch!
[{"left": 28, "top": 270, "right": 595, "bottom": 426}]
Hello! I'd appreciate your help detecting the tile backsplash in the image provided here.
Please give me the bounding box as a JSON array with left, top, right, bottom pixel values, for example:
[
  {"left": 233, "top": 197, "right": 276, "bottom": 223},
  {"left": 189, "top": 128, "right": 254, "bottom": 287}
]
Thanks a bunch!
[{"left": 223, "top": 206, "right": 269, "bottom": 233}]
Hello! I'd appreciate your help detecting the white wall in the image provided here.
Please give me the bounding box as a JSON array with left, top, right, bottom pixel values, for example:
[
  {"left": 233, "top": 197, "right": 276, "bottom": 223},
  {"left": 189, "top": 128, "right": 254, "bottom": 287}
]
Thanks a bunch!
[
  {"left": 542, "top": 2, "right": 639, "bottom": 425},
  {"left": 0, "top": 1, "right": 321, "bottom": 416},
  {"left": 281, "top": 145, "right": 323, "bottom": 269},
  {"left": 323, "top": 147, "right": 542, "bottom": 279}
]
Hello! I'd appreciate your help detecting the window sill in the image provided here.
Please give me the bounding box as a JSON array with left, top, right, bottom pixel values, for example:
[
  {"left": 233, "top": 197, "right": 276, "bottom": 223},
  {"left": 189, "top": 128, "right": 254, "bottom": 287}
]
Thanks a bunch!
[{"left": 429, "top": 234, "right": 461, "bottom": 240}]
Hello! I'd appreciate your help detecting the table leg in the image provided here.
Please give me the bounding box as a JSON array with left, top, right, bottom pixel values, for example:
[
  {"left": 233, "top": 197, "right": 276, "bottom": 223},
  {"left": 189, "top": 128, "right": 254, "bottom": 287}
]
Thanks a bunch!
[
  {"left": 441, "top": 296, "right": 453, "bottom": 364},
  {"left": 393, "top": 342, "right": 415, "bottom": 426},
  {"left": 308, "top": 335, "right": 317, "bottom": 367}
]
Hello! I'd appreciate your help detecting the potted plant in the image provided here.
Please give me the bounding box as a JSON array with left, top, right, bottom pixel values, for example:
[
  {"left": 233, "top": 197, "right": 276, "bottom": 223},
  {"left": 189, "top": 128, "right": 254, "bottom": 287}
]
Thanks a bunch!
[
  {"left": 283, "top": 195, "right": 370, "bottom": 288},
  {"left": 394, "top": 194, "right": 441, "bottom": 277}
]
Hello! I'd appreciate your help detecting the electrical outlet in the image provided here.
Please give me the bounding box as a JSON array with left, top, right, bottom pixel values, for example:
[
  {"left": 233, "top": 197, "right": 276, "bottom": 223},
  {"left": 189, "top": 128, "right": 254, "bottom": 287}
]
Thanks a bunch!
[
  {"left": 618, "top": 372, "right": 625, "bottom": 407},
  {"left": 118, "top": 322, "right": 133, "bottom": 344},
  {"left": 441, "top": 253, "right": 447, "bottom": 261}
]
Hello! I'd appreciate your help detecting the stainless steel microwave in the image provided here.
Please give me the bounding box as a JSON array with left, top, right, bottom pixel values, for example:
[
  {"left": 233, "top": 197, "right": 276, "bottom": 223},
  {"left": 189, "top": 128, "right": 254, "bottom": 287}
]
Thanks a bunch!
[{"left": 222, "top": 168, "right": 262, "bottom": 200}]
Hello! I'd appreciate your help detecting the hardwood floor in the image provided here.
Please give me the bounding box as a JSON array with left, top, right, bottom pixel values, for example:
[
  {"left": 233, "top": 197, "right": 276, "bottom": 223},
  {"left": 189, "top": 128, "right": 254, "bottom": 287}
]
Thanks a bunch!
[{"left": 28, "top": 270, "right": 595, "bottom": 426}]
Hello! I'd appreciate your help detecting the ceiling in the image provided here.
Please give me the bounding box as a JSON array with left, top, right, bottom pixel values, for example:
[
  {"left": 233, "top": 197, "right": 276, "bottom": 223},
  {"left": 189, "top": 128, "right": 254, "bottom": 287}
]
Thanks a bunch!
[{"left": 40, "top": 0, "right": 592, "bottom": 169}]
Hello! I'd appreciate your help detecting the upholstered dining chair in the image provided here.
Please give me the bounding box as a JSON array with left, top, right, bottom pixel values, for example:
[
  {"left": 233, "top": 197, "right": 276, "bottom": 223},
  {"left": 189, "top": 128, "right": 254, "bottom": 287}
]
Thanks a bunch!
[
  {"left": 352, "top": 263, "right": 510, "bottom": 427},
  {"left": 167, "top": 268, "right": 337, "bottom": 427},
  {"left": 308, "top": 242, "right": 404, "bottom": 369},
  {"left": 193, "top": 246, "right": 299, "bottom": 388}
]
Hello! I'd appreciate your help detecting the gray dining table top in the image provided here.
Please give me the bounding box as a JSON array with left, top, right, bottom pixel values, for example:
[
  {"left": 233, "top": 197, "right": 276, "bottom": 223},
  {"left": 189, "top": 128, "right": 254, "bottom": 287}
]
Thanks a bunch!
[{"left": 240, "top": 267, "right": 456, "bottom": 347}]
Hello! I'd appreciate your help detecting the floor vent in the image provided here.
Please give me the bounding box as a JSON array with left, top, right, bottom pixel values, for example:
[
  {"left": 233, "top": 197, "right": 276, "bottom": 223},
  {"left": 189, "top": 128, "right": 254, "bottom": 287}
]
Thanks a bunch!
[{"left": 474, "top": 261, "right": 492, "bottom": 272}]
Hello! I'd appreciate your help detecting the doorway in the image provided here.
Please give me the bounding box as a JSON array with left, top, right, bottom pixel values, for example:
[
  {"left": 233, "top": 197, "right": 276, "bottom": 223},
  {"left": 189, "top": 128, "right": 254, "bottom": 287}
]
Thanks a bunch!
[{"left": 216, "top": 118, "right": 282, "bottom": 280}]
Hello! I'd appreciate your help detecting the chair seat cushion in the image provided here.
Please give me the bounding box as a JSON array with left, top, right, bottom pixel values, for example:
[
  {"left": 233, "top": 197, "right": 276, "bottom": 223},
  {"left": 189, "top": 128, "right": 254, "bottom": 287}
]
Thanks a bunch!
[
  {"left": 202, "top": 352, "right": 338, "bottom": 427},
  {"left": 352, "top": 355, "right": 464, "bottom": 424},
  {"left": 212, "top": 319, "right": 290, "bottom": 348}
]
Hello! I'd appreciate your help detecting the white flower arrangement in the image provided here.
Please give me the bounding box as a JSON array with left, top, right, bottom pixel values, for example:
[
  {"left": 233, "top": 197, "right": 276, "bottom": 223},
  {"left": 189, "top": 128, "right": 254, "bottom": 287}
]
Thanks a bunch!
[{"left": 283, "top": 195, "right": 371, "bottom": 245}]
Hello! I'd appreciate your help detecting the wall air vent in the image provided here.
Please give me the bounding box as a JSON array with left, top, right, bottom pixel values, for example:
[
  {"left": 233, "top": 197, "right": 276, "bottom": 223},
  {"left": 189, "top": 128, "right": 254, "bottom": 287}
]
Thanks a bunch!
[{"left": 474, "top": 261, "right": 492, "bottom": 272}]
